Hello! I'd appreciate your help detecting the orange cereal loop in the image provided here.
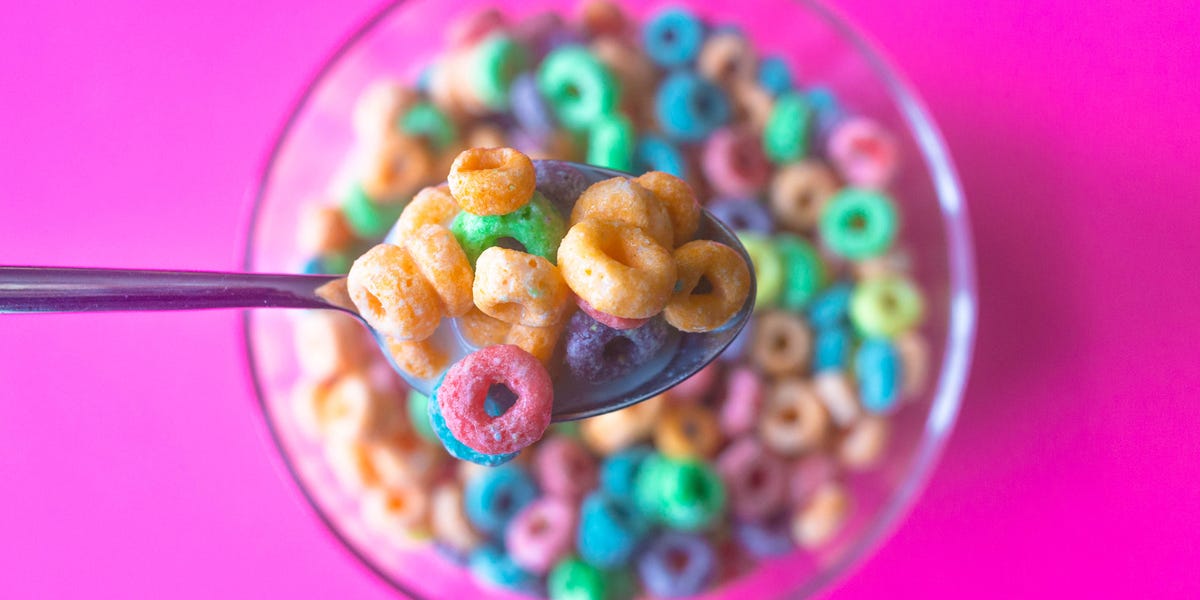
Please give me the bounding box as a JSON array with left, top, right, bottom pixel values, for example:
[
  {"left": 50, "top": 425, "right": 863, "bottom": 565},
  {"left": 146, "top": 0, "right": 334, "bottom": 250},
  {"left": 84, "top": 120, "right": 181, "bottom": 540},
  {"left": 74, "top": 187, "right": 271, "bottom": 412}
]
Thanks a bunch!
[
  {"left": 580, "top": 394, "right": 665, "bottom": 455},
  {"left": 385, "top": 336, "right": 450, "bottom": 380},
  {"left": 348, "top": 244, "right": 443, "bottom": 341},
  {"left": 655, "top": 404, "right": 722, "bottom": 460},
  {"left": 730, "top": 80, "right": 775, "bottom": 132},
  {"left": 362, "top": 134, "right": 437, "bottom": 204},
  {"left": 506, "top": 317, "right": 569, "bottom": 365},
  {"left": 579, "top": 0, "right": 630, "bottom": 37},
  {"left": 759, "top": 377, "right": 830, "bottom": 456},
  {"left": 403, "top": 224, "right": 474, "bottom": 317},
  {"left": 361, "top": 485, "right": 430, "bottom": 542},
  {"left": 698, "top": 32, "right": 757, "bottom": 87},
  {"left": 591, "top": 37, "right": 658, "bottom": 127},
  {"left": 397, "top": 185, "right": 459, "bottom": 238},
  {"left": 467, "top": 124, "right": 507, "bottom": 149},
  {"left": 557, "top": 219, "right": 677, "bottom": 320},
  {"left": 352, "top": 79, "right": 418, "bottom": 141},
  {"left": 324, "top": 370, "right": 391, "bottom": 442},
  {"left": 291, "top": 378, "right": 333, "bottom": 439},
  {"left": 751, "top": 310, "right": 813, "bottom": 376},
  {"left": 456, "top": 306, "right": 512, "bottom": 348},
  {"left": 370, "top": 431, "right": 446, "bottom": 487},
  {"left": 293, "top": 310, "right": 370, "bottom": 381},
  {"left": 634, "top": 171, "right": 701, "bottom": 246},
  {"left": 769, "top": 161, "right": 839, "bottom": 233},
  {"left": 325, "top": 439, "right": 380, "bottom": 492},
  {"left": 473, "top": 247, "right": 572, "bottom": 327},
  {"left": 571, "top": 177, "right": 674, "bottom": 250},
  {"left": 664, "top": 240, "right": 752, "bottom": 332},
  {"left": 297, "top": 202, "right": 354, "bottom": 254},
  {"left": 447, "top": 147, "right": 537, "bottom": 216}
]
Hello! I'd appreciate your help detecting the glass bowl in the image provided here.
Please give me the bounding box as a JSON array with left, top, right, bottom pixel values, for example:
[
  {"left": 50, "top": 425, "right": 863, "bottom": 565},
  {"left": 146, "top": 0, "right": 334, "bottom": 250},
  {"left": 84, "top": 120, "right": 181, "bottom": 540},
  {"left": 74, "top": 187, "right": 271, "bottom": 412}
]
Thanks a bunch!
[{"left": 242, "top": 0, "right": 976, "bottom": 597}]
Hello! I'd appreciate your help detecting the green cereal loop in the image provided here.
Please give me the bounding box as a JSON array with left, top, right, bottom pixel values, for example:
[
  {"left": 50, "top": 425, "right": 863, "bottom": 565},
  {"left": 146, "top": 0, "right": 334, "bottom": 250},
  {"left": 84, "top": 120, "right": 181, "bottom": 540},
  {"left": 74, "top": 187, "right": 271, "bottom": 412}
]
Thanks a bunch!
[
  {"left": 658, "top": 458, "right": 726, "bottom": 532},
  {"left": 341, "top": 185, "right": 403, "bottom": 238},
  {"left": 550, "top": 421, "right": 581, "bottom": 439},
  {"left": 775, "top": 234, "right": 826, "bottom": 311},
  {"left": 472, "top": 35, "right": 528, "bottom": 111},
  {"left": 820, "top": 187, "right": 898, "bottom": 260},
  {"left": 400, "top": 101, "right": 457, "bottom": 151},
  {"left": 548, "top": 557, "right": 608, "bottom": 600},
  {"left": 850, "top": 276, "right": 924, "bottom": 337},
  {"left": 763, "top": 91, "right": 814, "bottom": 164},
  {"left": 450, "top": 191, "right": 566, "bottom": 266},
  {"left": 633, "top": 453, "right": 671, "bottom": 522},
  {"left": 538, "top": 45, "right": 620, "bottom": 131},
  {"left": 587, "top": 113, "right": 635, "bottom": 171},
  {"left": 737, "top": 232, "right": 784, "bottom": 311}
]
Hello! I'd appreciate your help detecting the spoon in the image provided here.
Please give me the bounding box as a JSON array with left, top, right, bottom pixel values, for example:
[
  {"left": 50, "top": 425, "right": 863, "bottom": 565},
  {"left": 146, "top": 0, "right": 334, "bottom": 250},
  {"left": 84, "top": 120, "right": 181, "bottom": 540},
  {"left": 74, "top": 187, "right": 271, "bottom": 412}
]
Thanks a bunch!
[{"left": 0, "top": 161, "right": 755, "bottom": 421}]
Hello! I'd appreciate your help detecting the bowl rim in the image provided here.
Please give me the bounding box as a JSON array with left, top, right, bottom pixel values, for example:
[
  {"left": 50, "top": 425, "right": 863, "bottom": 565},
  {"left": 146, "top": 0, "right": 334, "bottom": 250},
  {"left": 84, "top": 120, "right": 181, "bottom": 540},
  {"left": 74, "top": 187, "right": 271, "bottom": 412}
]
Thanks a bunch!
[{"left": 240, "top": 1, "right": 978, "bottom": 597}]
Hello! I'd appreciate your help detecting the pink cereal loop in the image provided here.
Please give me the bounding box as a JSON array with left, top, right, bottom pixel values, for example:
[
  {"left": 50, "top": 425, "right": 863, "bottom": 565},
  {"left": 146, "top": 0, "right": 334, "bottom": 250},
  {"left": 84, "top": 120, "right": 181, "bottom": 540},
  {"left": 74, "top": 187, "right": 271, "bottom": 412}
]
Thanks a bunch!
[
  {"left": 535, "top": 436, "right": 598, "bottom": 499},
  {"left": 670, "top": 361, "right": 721, "bottom": 401},
  {"left": 438, "top": 345, "right": 553, "bottom": 455},
  {"left": 703, "top": 128, "right": 770, "bottom": 197},
  {"left": 828, "top": 117, "right": 898, "bottom": 189},
  {"left": 577, "top": 297, "right": 650, "bottom": 331},
  {"left": 505, "top": 497, "right": 578, "bottom": 574},
  {"left": 719, "top": 366, "right": 763, "bottom": 436},
  {"left": 716, "top": 437, "right": 788, "bottom": 520}
]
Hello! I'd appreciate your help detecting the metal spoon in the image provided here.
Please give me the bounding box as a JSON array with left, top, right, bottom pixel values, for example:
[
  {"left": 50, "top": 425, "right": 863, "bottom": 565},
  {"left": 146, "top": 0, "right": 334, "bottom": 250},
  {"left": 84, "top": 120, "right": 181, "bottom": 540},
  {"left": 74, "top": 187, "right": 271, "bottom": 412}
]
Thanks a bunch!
[{"left": 0, "top": 161, "right": 755, "bottom": 421}]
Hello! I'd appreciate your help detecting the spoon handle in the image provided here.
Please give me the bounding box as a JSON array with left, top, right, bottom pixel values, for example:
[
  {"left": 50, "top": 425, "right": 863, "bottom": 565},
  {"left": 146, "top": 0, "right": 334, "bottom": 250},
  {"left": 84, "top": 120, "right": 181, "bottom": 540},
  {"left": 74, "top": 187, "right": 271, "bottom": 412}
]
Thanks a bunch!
[{"left": 0, "top": 266, "right": 347, "bottom": 314}]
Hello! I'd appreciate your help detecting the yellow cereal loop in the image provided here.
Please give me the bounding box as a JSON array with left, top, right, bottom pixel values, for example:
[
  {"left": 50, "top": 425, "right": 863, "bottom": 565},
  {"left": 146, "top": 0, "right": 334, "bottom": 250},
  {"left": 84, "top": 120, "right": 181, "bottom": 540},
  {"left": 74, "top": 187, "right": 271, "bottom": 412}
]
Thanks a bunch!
[
  {"left": 385, "top": 336, "right": 450, "bottom": 380},
  {"left": 633, "top": 171, "right": 701, "bottom": 246},
  {"left": 456, "top": 306, "right": 513, "bottom": 348},
  {"left": 473, "top": 247, "right": 572, "bottom": 327},
  {"left": 397, "top": 185, "right": 459, "bottom": 238},
  {"left": 507, "top": 318, "right": 569, "bottom": 365},
  {"left": 570, "top": 177, "right": 674, "bottom": 249},
  {"left": 664, "top": 240, "right": 752, "bottom": 332},
  {"left": 348, "top": 243, "right": 443, "bottom": 341}
]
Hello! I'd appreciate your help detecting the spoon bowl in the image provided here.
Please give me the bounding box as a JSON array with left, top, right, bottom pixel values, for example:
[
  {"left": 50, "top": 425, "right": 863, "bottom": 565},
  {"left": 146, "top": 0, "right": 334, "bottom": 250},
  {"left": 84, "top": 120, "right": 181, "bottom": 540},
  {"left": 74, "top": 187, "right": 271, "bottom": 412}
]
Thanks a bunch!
[{"left": 378, "top": 160, "right": 755, "bottom": 421}]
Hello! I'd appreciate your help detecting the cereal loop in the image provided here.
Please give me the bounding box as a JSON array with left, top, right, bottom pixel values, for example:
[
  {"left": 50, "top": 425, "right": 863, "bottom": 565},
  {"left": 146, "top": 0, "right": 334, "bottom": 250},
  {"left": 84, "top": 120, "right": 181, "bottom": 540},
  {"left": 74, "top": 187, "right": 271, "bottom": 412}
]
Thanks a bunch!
[
  {"left": 759, "top": 377, "right": 830, "bottom": 456},
  {"left": 457, "top": 306, "right": 512, "bottom": 349},
  {"left": 385, "top": 336, "right": 449, "bottom": 380},
  {"left": 437, "top": 345, "right": 553, "bottom": 455},
  {"left": 348, "top": 243, "right": 443, "bottom": 341},
  {"left": 448, "top": 147, "right": 537, "bottom": 216},
  {"left": 655, "top": 404, "right": 722, "bottom": 460},
  {"left": 571, "top": 177, "right": 674, "bottom": 250},
  {"left": 507, "top": 319, "right": 567, "bottom": 365},
  {"left": 698, "top": 31, "right": 757, "bottom": 86},
  {"left": 750, "top": 310, "right": 812, "bottom": 376},
  {"left": 362, "top": 134, "right": 437, "bottom": 203},
  {"left": 633, "top": 171, "right": 701, "bottom": 246},
  {"left": 397, "top": 185, "right": 459, "bottom": 238},
  {"left": 664, "top": 240, "right": 752, "bottom": 332},
  {"left": 557, "top": 219, "right": 676, "bottom": 320},
  {"left": 580, "top": 394, "right": 665, "bottom": 455},
  {"left": 473, "top": 247, "right": 572, "bottom": 327},
  {"left": 403, "top": 224, "right": 475, "bottom": 317}
]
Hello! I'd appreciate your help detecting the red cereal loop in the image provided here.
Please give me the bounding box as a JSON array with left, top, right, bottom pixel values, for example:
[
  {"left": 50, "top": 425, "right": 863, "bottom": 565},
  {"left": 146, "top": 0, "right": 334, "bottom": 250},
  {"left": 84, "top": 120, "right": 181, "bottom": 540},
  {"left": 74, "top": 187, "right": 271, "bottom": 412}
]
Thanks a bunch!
[
  {"left": 576, "top": 297, "right": 649, "bottom": 331},
  {"left": 438, "top": 345, "right": 554, "bottom": 455}
]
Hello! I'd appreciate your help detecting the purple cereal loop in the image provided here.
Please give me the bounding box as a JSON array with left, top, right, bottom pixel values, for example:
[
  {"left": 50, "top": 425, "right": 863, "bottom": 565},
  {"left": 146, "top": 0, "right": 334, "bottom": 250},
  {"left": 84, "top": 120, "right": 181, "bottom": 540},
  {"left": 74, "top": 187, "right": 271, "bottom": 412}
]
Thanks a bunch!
[
  {"left": 707, "top": 197, "right": 772, "bottom": 234},
  {"left": 534, "top": 436, "right": 598, "bottom": 499},
  {"left": 564, "top": 310, "right": 670, "bottom": 384},
  {"left": 534, "top": 160, "right": 589, "bottom": 215},
  {"left": 511, "top": 73, "right": 557, "bottom": 138}
]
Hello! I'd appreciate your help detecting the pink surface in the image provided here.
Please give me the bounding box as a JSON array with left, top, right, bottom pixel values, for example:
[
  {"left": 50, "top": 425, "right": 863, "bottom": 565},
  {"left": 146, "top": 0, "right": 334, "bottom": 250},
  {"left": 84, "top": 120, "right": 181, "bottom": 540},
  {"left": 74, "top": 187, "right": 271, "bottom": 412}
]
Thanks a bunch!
[{"left": 0, "top": 1, "right": 1196, "bottom": 598}]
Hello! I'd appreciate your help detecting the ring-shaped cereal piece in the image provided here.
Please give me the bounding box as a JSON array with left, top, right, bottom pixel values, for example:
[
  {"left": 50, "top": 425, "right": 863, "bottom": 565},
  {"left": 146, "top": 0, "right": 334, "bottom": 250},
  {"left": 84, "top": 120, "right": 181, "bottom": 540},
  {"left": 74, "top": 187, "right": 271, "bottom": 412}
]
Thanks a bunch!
[
  {"left": 703, "top": 127, "right": 771, "bottom": 198},
  {"left": 557, "top": 219, "right": 677, "bottom": 320},
  {"left": 579, "top": 394, "right": 665, "bottom": 455},
  {"left": 716, "top": 437, "right": 788, "bottom": 520},
  {"left": 769, "top": 160, "right": 839, "bottom": 233},
  {"left": 361, "top": 484, "right": 430, "bottom": 541},
  {"left": 763, "top": 91, "right": 814, "bottom": 164},
  {"left": 456, "top": 306, "right": 512, "bottom": 349},
  {"left": 396, "top": 185, "right": 459, "bottom": 238},
  {"left": 577, "top": 297, "right": 649, "bottom": 330},
  {"left": 473, "top": 247, "right": 572, "bottom": 327},
  {"left": 654, "top": 404, "right": 722, "bottom": 460},
  {"left": 403, "top": 224, "right": 474, "bottom": 317},
  {"left": 750, "top": 310, "right": 812, "bottom": 376},
  {"left": 506, "top": 319, "right": 567, "bottom": 365},
  {"left": 819, "top": 187, "right": 899, "bottom": 260},
  {"left": 385, "top": 336, "right": 449, "bottom": 380},
  {"left": 362, "top": 133, "right": 437, "bottom": 204},
  {"left": 537, "top": 45, "right": 620, "bottom": 131},
  {"left": 587, "top": 113, "right": 636, "bottom": 172},
  {"left": 828, "top": 116, "right": 898, "bottom": 189},
  {"left": 759, "top": 377, "right": 830, "bottom": 456},
  {"left": 737, "top": 232, "right": 784, "bottom": 310},
  {"left": 451, "top": 191, "right": 567, "bottom": 266},
  {"left": 634, "top": 137, "right": 688, "bottom": 181},
  {"left": 633, "top": 171, "right": 700, "bottom": 246},
  {"left": 505, "top": 497, "right": 578, "bottom": 575},
  {"left": 347, "top": 243, "right": 443, "bottom": 342},
  {"left": 571, "top": 177, "right": 674, "bottom": 250},
  {"left": 448, "top": 147, "right": 537, "bottom": 216},
  {"left": 697, "top": 31, "right": 757, "bottom": 87},
  {"left": 437, "top": 344, "right": 553, "bottom": 455},
  {"left": 664, "top": 240, "right": 752, "bottom": 332},
  {"left": 776, "top": 233, "right": 826, "bottom": 310},
  {"left": 469, "top": 35, "right": 528, "bottom": 112},
  {"left": 850, "top": 275, "right": 924, "bottom": 337},
  {"left": 534, "top": 436, "right": 598, "bottom": 499},
  {"left": 431, "top": 481, "right": 484, "bottom": 554}
]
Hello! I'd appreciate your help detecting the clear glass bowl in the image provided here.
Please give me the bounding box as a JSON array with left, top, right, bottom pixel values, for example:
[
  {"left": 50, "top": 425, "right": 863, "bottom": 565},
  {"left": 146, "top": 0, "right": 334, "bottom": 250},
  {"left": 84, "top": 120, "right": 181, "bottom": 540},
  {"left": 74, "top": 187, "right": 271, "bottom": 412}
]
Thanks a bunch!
[{"left": 242, "top": 0, "right": 976, "bottom": 597}]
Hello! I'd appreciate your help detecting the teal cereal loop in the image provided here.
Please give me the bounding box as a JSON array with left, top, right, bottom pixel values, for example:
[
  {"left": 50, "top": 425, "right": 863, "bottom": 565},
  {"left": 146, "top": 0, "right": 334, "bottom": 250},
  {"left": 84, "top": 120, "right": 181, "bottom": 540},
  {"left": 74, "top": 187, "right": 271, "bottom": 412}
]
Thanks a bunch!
[
  {"left": 850, "top": 276, "right": 924, "bottom": 337},
  {"left": 538, "top": 45, "right": 620, "bottom": 131},
  {"left": 820, "top": 187, "right": 898, "bottom": 260},
  {"left": 763, "top": 91, "right": 814, "bottom": 164},
  {"left": 587, "top": 113, "right": 635, "bottom": 171},
  {"left": 737, "top": 231, "right": 784, "bottom": 311},
  {"left": 855, "top": 337, "right": 901, "bottom": 413},
  {"left": 401, "top": 101, "right": 457, "bottom": 151},
  {"left": 775, "top": 234, "right": 825, "bottom": 310},
  {"left": 451, "top": 191, "right": 566, "bottom": 265},
  {"left": 471, "top": 35, "right": 528, "bottom": 111},
  {"left": 341, "top": 184, "right": 403, "bottom": 238}
]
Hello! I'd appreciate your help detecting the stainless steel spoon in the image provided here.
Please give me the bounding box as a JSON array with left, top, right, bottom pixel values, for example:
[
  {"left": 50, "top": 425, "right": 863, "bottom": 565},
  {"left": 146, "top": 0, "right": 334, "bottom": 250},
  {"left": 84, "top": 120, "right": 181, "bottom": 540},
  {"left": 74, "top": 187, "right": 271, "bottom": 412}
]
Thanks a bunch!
[{"left": 0, "top": 161, "right": 755, "bottom": 421}]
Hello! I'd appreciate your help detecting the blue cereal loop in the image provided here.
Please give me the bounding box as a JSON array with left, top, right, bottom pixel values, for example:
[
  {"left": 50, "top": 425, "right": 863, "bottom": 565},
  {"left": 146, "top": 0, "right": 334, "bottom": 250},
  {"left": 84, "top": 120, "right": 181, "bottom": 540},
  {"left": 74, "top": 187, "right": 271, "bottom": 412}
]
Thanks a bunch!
[
  {"left": 429, "top": 375, "right": 518, "bottom": 467},
  {"left": 464, "top": 464, "right": 538, "bottom": 537},
  {"left": 808, "top": 282, "right": 853, "bottom": 330},
  {"left": 758, "top": 56, "right": 793, "bottom": 97},
  {"left": 577, "top": 491, "right": 648, "bottom": 569},
  {"left": 855, "top": 337, "right": 901, "bottom": 413},
  {"left": 599, "top": 446, "right": 653, "bottom": 501},
  {"left": 634, "top": 135, "right": 687, "bottom": 178},
  {"left": 655, "top": 70, "right": 730, "bottom": 142},
  {"left": 642, "top": 8, "right": 705, "bottom": 68},
  {"left": 812, "top": 326, "right": 852, "bottom": 372},
  {"left": 469, "top": 543, "right": 544, "bottom": 595}
]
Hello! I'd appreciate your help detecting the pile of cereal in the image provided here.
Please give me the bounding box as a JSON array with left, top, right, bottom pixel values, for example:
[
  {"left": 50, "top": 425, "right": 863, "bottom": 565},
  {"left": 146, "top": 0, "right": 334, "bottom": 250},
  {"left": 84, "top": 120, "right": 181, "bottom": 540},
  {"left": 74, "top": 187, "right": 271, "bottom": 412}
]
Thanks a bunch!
[{"left": 288, "top": 1, "right": 930, "bottom": 598}]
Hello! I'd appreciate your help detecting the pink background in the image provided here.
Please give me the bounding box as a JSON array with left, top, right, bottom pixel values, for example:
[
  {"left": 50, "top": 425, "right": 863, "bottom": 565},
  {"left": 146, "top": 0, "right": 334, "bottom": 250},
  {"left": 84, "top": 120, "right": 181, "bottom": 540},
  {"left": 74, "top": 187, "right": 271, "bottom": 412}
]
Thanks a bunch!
[{"left": 1, "top": 0, "right": 1197, "bottom": 597}]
